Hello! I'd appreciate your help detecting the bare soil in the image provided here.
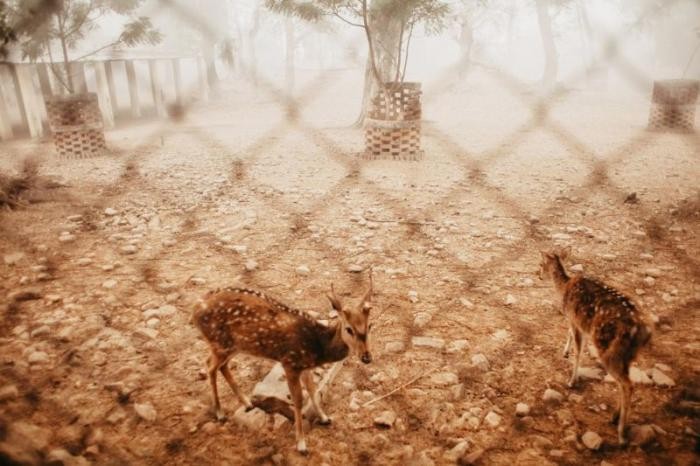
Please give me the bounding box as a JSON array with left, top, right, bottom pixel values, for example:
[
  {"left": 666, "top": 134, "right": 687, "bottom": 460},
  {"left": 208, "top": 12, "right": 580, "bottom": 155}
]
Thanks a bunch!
[{"left": 0, "top": 69, "right": 699, "bottom": 466}]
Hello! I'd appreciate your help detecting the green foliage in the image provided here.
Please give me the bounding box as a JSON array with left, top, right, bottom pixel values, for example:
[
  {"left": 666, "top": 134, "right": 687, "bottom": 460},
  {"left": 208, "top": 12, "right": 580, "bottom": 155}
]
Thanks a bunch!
[{"left": 119, "top": 16, "right": 161, "bottom": 46}]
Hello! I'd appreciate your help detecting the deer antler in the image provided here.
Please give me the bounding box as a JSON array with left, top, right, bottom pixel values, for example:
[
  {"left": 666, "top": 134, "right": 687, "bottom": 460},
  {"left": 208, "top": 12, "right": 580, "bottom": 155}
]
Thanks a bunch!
[{"left": 361, "top": 267, "right": 373, "bottom": 311}]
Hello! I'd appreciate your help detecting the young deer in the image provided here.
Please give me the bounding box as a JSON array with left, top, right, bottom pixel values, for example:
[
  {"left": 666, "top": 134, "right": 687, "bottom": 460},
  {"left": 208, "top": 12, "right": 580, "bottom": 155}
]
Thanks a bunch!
[
  {"left": 538, "top": 248, "right": 651, "bottom": 445},
  {"left": 193, "top": 271, "right": 374, "bottom": 454}
]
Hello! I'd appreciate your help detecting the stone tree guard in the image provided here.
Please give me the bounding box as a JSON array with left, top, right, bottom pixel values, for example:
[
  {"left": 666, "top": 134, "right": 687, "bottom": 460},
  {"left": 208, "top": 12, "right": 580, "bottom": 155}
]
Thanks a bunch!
[
  {"left": 647, "top": 79, "right": 699, "bottom": 132},
  {"left": 46, "top": 92, "right": 107, "bottom": 159},
  {"left": 363, "top": 82, "right": 423, "bottom": 161}
]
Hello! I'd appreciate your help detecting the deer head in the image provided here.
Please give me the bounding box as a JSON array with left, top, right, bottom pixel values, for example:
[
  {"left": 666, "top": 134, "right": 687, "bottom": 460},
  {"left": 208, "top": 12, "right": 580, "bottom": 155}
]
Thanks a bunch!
[
  {"left": 327, "top": 269, "right": 374, "bottom": 364},
  {"left": 538, "top": 247, "right": 571, "bottom": 280}
]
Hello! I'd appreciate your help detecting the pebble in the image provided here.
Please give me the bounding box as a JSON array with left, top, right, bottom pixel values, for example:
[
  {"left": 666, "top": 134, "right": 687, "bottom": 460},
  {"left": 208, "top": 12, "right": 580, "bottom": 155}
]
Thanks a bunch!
[
  {"left": 104, "top": 208, "right": 118, "bottom": 216},
  {"left": 347, "top": 264, "right": 364, "bottom": 273},
  {"left": 542, "top": 388, "right": 563, "bottom": 403},
  {"left": 0, "top": 384, "right": 19, "bottom": 401},
  {"left": 408, "top": 290, "right": 419, "bottom": 303},
  {"left": 414, "top": 312, "right": 432, "bottom": 327},
  {"left": 484, "top": 411, "right": 502, "bottom": 428},
  {"left": 628, "top": 424, "right": 658, "bottom": 446},
  {"left": 59, "top": 234, "right": 76, "bottom": 243},
  {"left": 516, "top": 402, "right": 530, "bottom": 416},
  {"left": 461, "top": 448, "right": 484, "bottom": 465},
  {"left": 295, "top": 265, "right": 310, "bottom": 276},
  {"left": 629, "top": 366, "right": 653, "bottom": 385},
  {"left": 570, "top": 264, "right": 584, "bottom": 272},
  {"left": 30, "top": 325, "right": 50, "bottom": 338},
  {"left": 385, "top": 341, "right": 405, "bottom": 353},
  {"left": 643, "top": 276, "right": 655, "bottom": 286},
  {"left": 120, "top": 245, "right": 138, "bottom": 255},
  {"left": 76, "top": 258, "right": 92, "bottom": 266},
  {"left": 443, "top": 440, "right": 470, "bottom": 462},
  {"left": 27, "top": 351, "right": 49, "bottom": 364},
  {"left": 471, "top": 353, "right": 489, "bottom": 371},
  {"left": 429, "top": 372, "right": 459, "bottom": 387},
  {"left": 233, "top": 406, "right": 267, "bottom": 430},
  {"left": 412, "top": 336, "right": 445, "bottom": 349},
  {"left": 4, "top": 252, "right": 25, "bottom": 265},
  {"left": 245, "top": 259, "right": 258, "bottom": 271},
  {"left": 134, "top": 402, "right": 157, "bottom": 422},
  {"left": 374, "top": 410, "right": 397, "bottom": 428},
  {"left": 46, "top": 449, "right": 90, "bottom": 466},
  {"left": 645, "top": 268, "right": 662, "bottom": 278},
  {"left": 650, "top": 367, "right": 675, "bottom": 387},
  {"left": 581, "top": 431, "right": 602, "bottom": 450},
  {"left": 446, "top": 339, "right": 468, "bottom": 353},
  {"left": 459, "top": 297, "right": 475, "bottom": 309},
  {"left": 102, "top": 279, "right": 118, "bottom": 289},
  {"left": 504, "top": 294, "right": 517, "bottom": 306},
  {"left": 133, "top": 327, "right": 158, "bottom": 340},
  {"left": 231, "top": 245, "right": 247, "bottom": 254}
]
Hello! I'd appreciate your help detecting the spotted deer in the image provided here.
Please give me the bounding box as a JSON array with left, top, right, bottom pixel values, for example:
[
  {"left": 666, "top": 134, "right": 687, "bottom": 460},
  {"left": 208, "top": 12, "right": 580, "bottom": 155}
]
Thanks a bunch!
[
  {"left": 193, "top": 271, "right": 374, "bottom": 454},
  {"left": 538, "top": 248, "right": 652, "bottom": 445}
]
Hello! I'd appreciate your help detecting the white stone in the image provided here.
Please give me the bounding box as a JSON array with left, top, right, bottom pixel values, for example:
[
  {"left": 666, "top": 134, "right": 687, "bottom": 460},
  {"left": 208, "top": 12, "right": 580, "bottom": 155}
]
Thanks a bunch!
[
  {"left": 408, "top": 290, "right": 419, "bottom": 303},
  {"left": 134, "top": 402, "right": 157, "bottom": 422},
  {"left": 629, "top": 366, "right": 653, "bottom": 385},
  {"left": 446, "top": 339, "right": 469, "bottom": 353},
  {"left": 459, "top": 297, "right": 475, "bottom": 309},
  {"left": 484, "top": 411, "right": 502, "bottom": 428},
  {"left": 120, "top": 245, "right": 137, "bottom": 255},
  {"left": 645, "top": 268, "right": 662, "bottom": 278},
  {"left": 27, "top": 351, "right": 49, "bottom": 364},
  {"left": 412, "top": 336, "right": 445, "bottom": 349},
  {"left": 414, "top": 312, "right": 432, "bottom": 327},
  {"left": 471, "top": 353, "right": 489, "bottom": 371},
  {"left": 515, "top": 402, "right": 530, "bottom": 416},
  {"left": 30, "top": 325, "right": 50, "bottom": 338},
  {"left": 385, "top": 341, "right": 405, "bottom": 353},
  {"left": 570, "top": 264, "right": 584, "bottom": 273},
  {"left": 649, "top": 368, "right": 675, "bottom": 387},
  {"left": 245, "top": 260, "right": 258, "bottom": 271},
  {"left": 504, "top": 294, "right": 517, "bottom": 306},
  {"left": 295, "top": 265, "right": 310, "bottom": 276},
  {"left": 581, "top": 431, "right": 602, "bottom": 450},
  {"left": 231, "top": 245, "right": 247, "bottom": 254},
  {"left": 59, "top": 234, "right": 76, "bottom": 243},
  {"left": 4, "top": 252, "right": 25, "bottom": 265},
  {"left": 444, "top": 440, "right": 470, "bottom": 462},
  {"left": 104, "top": 208, "right": 118, "bottom": 216},
  {"left": 347, "top": 264, "right": 364, "bottom": 273},
  {"left": 542, "top": 388, "right": 563, "bottom": 403},
  {"left": 0, "top": 384, "right": 19, "bottom": 401},
  {"left": 133, "top": 327, "right": 158, "bottom": 340},
  {"left": 102, "top": 279, "right": 118, "bottom": 289},
  {"left": 429, "top": 372, "right": 459, "bottom": 387},
  {"left": 373, "top": 410, "right": 397, "bottom": 428}
]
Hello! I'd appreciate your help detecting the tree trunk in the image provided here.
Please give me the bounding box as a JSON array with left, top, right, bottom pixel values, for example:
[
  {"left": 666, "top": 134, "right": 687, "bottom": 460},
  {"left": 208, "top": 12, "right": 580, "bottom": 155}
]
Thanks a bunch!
[
  {"left": 353, "top": 55, "right": 377, "bottom": 127},
  {"left": 248, "top": 6, "right": 261, "bottom": 86},
  {"left": 202, "top": 40, "right": 219, "bottom": 89},
  {"left": 458, "top": 20, "right": 474, "bottom": 79},
  {"left": 535, "top": 0, "right": 558, "bottom": 90},
  {"left": 284, "top": 17, "right": 295, "bottom": 98},
  {"left": 57, "top": 12, "right": 74, "bottom": 93}
]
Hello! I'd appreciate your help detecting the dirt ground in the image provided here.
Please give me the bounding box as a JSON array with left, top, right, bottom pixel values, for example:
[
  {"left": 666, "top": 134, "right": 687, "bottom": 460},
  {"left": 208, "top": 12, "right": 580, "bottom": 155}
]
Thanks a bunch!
[{"left": 0, "top": 68, "right": 699, "bottom": 466}]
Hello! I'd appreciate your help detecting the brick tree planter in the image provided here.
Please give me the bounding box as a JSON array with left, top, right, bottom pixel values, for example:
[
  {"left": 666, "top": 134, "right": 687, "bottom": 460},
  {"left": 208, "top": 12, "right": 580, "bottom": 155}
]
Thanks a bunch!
[
  {"left": 362, "top": 82, "right": 423, "bottom": 161},
  {"left": 647, "top": 79, "right": 699, "bottom": 132},
  {"left": 46, "top": 93, "right": 106, "bottom": 158}
]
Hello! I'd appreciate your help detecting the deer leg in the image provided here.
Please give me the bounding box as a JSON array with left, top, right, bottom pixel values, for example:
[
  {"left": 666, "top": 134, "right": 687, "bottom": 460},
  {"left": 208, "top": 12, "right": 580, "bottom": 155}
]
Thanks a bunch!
[
  {"left": 207, "top": 353, "right": 226, "bottom": 422},
  {"left": 220, "top": 363, "right": 253, "bottom": 411},
  {"left": 567, "top": 329, "right": 583, "bottom": 388},
  {"left": 284, "top": 366, "right": 308, "bottom": 454},
  {"left": 562, "top": 326, "right": 573, "bottom": 358},
  {"left": 302, "top": 370, "right": 330, "bottom": 425},
  {"left": 617, "top": 375, "right": 632, "bottom": 445}
]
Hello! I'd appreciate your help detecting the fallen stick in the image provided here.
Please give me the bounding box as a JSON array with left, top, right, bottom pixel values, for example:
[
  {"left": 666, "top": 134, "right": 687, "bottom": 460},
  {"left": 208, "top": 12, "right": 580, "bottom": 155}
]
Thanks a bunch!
[{"left": 362, "top": 366, "right": 440, "bottom": 408}]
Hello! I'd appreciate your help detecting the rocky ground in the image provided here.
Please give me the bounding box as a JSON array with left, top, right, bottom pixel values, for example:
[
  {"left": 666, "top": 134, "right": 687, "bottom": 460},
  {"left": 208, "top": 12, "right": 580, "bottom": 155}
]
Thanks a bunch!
[{"left": 0, "top": 70, "right": 699, "bottom": 465}]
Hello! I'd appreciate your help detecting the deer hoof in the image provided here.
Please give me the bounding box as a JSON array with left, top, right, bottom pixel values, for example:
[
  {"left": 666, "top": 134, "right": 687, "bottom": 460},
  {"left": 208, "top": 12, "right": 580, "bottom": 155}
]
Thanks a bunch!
[
  {"left": 296, "top": 440, "right": 308, "bottom": 455},
  {"left": 215, "top": 411, "right": 227, "bottom": 423},
  {"left": 318, "top": 416, "right": 332, "bottom": 426}
]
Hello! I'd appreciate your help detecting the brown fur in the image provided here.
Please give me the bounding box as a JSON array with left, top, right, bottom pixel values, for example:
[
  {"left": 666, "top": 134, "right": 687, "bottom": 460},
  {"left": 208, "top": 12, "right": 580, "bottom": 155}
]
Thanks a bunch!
[
  {"left": 539, "top": 248, "right": 651, "bottom": 445},
  {"left": 193, "top": 274, "right": 374, "bottom": 454}
]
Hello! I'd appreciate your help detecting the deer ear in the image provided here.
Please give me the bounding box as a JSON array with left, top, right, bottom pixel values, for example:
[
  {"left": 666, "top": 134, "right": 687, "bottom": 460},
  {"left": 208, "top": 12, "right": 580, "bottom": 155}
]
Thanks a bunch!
[{"left": 327, "top": 294, "right": 342, "bottom": 311}]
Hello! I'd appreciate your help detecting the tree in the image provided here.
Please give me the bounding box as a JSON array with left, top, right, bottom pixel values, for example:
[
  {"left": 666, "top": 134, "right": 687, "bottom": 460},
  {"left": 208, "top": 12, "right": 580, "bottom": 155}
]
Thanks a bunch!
[
  {"left": 452, "top": 0, "right": 508, "bottom": 78},
  {"left": 533, "top": 0, "right": 576, "bottom": 90},
  {"left": 6, "top": 0, "right": 161, "bottom": 93},
  {"left": 265, "top": 0, "right": 449, "bottom": 124}
]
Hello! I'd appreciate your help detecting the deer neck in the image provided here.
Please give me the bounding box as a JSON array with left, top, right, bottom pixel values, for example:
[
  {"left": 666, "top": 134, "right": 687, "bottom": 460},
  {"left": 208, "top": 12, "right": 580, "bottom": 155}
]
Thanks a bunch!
[
  {"left": 551, "top": 256, "right": 570, "bottom": 294},
  {"left": 319, "top": 321, "right": 349, "bottom": 364}
]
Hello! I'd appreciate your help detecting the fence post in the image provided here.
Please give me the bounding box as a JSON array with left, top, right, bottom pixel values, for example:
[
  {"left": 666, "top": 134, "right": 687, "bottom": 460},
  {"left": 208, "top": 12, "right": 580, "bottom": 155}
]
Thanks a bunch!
[
  {"left": 0, "top": 65, "right": 14, "bottom": 140},
  {"left": 70, "top": 61, "right": 88, "bottom": 93},
  {"left": 125, "top": 59, "right": 141, "bottom": 118},
  {"left": 172, "top": 58, "right": 183, "bottom": 105},
  {"left": 105, "top": 60, "right": 118, "bottom": 114},
  {"left": 148, "top": 59, "right": 165, "bottom": 117},
  {"left": 14, "top": 64, "right": 44, "bottom": 138},
  {"left": 197, "top": 56, "right": 209, "bottom": 102},
  {"left": 94, "top": 61, "right": 115, "bottom": 128}
]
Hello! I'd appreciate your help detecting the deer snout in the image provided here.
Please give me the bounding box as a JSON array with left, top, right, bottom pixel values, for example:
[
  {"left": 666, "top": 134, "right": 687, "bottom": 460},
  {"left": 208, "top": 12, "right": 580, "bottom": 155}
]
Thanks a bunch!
[{"left": 361, "top": 352, "right": 372, "bottom": 364}]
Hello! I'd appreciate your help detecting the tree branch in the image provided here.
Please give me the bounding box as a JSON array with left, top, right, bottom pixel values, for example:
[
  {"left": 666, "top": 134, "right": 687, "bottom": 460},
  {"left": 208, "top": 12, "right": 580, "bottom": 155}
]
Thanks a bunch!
[
  {"left": 72, "top": 39, "right": 120, "bottom": 62},
  {"left": 362, "top": 0, "right": 382, "bottom": 86},
  {"left": 330, "top": 11, "right": 364, "bottom": 28},
  {"left": 401, "top": 22, "right": 414, "bottom": 82}
]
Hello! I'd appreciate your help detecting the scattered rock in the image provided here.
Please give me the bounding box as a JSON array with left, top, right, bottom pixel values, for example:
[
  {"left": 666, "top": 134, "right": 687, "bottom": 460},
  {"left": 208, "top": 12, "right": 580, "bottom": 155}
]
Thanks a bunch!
[
  {"left": 134, "top": 402, "right": 157, "bottom": 422},
  {"left": 471, "top": 353, "right": 489, "bottom": 371},
  {"left": 443, "top": 440, "right": 470, "bottom": 462},
  {"left": 374, "top": 410, "right": 397, "bottom": 428},
  {"left": 133, "top": 327, "right": 158, "bottom": 340},
  {"left": 650, "top": 367, "right": 675, "bottom": 387},
  {"left": 446, "top": 339, "right": 468, "bottom": 353},
  {"left": 102, "top": 279, "right": 118, "bottom": 289},
  {"left": 104, "top": 208, "right": 118, "bottom": 216},
  {"left": 412, "top": 336, "right": 445, "bottom": 350},
  {"left": 516, "top": 402, "right": 530, "bottom": 416},
  {"left": 629, "top": 366, "right": 653, "bottom": 385},
  {"left": 628, "top": 424, "right": 658, "bottom": 447},
  {"left": 461, "top": 448, "right": 484, "bottom": 465},
  {"left": 581, "top": 431, "right": 602, "bottom": 450},
  {"left": 347, "top": 264, "right": 364, "bottom": 273},
  {"left": 542, "top": 388, "right": 563, "bottom": 403},
  {"left": 408, "top": 290, "right": 419, "bottom": 303},
  {"left": 295, "top": 265, "right": 310, "bottom": 276},
  {"left": 414, "top": 312, "right": 432, "bottom": 327},
  {"left": 504, "top": 294, "right": 517, "bottom": 306},
  {"left": 570, "top": 264, "right": 584, "bottom": 273},
  {"left": 120, "top": 245, "right": 138, "bottom": 255},
  {"left": 384, "top": 341, "right": 405, "bottom": 353},
  {"left": 27, "top": 351, "right": 49, "bottom": 364},
  {"left": 46, "top": 448, "right": 90, "bottom": 466},
  {"left": 459, "top": 297, "right": 475, "bottom": 309},
  {"left": 429, "top": 372, "right": 459, "bottom": 387},
  {"left": 484, "top": 411, "right": 502, "bottom": 428},
  {"left": 4, "top": 252, "right": 25, "bottom": 265},
  {"left": 245, "top": 259, "right": 258, "bottom": 271},
  {"left": 0, "top": 384, "right": 19, "bottom": 401},
  {"left": 577, "top": 366, "right": 603, "bottom": 380}
]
